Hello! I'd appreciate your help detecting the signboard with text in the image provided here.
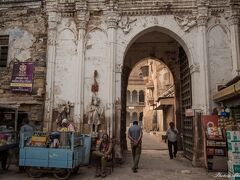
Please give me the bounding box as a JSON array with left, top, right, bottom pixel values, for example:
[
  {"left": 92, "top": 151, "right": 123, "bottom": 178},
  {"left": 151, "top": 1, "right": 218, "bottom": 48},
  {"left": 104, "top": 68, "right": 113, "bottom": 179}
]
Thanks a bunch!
[{"left": 10, "top": 62, "right": 34, "bottom": 92}]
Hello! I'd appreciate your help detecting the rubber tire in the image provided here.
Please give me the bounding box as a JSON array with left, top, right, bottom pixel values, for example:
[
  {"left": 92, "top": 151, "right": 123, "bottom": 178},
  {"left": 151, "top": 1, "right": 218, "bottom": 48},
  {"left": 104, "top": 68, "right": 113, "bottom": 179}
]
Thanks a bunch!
[
  {"left": 53, "top": 169, "right": 71, "bottom": 180},
  {"left": 5, "top": 151, "right": 12, "bottom": 170},
  {"left": 73, "top": 166, "right": 80, "bottom": 174},
  {"left": 26, "top": 167, "right": 43, "bottom": 178}
]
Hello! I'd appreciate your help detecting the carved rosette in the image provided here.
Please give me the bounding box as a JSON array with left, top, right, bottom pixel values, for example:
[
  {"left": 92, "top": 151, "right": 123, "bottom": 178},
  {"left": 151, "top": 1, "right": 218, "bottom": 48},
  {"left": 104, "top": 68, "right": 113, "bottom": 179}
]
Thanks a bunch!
[
  {"left": 197, "top": 16, "right": 209, "bottom": 26},
  {"left": 228, "top": 16, "right": 239, "bottom": 26}
]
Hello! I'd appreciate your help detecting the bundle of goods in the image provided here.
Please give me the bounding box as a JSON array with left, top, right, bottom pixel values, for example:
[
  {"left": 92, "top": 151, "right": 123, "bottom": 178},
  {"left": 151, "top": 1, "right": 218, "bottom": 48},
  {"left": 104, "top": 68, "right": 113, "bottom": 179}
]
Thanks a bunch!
[
  {"left": 26, "top": 131, "right": 72, "bottom": 149},
  {"left": 226, "top": 131, "right": 240, "bottom": 179}
]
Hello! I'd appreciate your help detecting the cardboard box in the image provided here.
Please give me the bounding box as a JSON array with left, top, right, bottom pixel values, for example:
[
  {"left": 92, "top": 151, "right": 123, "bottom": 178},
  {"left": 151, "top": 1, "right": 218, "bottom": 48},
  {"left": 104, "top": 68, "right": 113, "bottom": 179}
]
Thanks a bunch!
[
  {"left": 228, "top": 152, "right": 240, "bottom": 161},
  {"left": 228, "top": 160, "right": 240, "bottom": 174},
  {"left": 228, "top": 172, "right": 240, "bottom": 180},
  {"left": 227, "top": 131, "right": 240, "bottom": 142},
  {"left": 228, "top": 142, "right": 240, "bottom": 153}
]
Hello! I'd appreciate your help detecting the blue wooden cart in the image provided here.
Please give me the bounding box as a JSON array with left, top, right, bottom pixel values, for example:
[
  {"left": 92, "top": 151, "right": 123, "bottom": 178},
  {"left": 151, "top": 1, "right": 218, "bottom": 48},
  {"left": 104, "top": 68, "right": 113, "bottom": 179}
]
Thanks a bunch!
[{"left": 19, "top": 132, "right": 91, "bottom": 180}]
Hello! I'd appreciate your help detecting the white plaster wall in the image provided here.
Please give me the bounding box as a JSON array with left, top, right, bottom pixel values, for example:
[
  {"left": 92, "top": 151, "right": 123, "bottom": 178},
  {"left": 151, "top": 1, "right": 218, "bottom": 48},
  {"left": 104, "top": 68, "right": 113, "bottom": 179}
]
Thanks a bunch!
[
  {"left": 84, "top": 28, "right": 108, "bottom": 112},
  {"left": 207, "top": 23, "right": 232, "bottom": 108},
  {"left": 54, "top": 18, "right": 77, "bottom": 106}
]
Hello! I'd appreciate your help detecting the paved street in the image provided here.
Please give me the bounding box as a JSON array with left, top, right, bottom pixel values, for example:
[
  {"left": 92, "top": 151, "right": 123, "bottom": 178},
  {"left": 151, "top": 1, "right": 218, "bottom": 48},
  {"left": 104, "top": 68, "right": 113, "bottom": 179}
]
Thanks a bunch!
[{"left": 0, "top": 132, "right": 224, "bottom": 180}]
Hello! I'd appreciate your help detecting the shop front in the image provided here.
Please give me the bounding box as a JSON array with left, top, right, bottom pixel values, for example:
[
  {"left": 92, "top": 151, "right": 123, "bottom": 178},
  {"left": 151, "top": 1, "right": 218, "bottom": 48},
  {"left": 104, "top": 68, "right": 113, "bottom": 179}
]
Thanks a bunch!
[{"left": 202, "top": 78, "right": 240, "bottom": 177}]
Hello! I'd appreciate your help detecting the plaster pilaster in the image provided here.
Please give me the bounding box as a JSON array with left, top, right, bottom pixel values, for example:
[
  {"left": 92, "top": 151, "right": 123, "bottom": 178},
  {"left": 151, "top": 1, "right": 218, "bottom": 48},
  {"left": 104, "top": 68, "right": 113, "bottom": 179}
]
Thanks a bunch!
[
  {"left": 44, "top": 1, "right": 58, "bottom": 131},
  {"left": 75, "top": 1, "right": 89, "bottom": 131},
  {"left": 107, "top": 8, "right": 119, "bottom": 138},
  {"left": 196, "top": 1, "right": 211, "bottom": 115},
  {"left": 229, "top": 15, "right": 240, "bottom": 76}
]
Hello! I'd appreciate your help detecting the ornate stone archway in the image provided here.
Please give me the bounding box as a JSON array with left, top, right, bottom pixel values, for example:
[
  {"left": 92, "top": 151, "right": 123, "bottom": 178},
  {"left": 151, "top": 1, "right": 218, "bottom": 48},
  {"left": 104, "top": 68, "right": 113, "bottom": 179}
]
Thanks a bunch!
[{"left": 120, "top": 27, "right": 194, "bottom": 160}]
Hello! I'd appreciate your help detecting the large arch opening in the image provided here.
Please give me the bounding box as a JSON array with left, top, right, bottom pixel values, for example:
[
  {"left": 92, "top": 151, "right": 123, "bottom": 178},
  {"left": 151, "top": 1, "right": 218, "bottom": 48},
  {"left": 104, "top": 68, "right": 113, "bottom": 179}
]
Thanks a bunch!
[{"left": 121, "top": 27, "right": 193, "bottom": 160}]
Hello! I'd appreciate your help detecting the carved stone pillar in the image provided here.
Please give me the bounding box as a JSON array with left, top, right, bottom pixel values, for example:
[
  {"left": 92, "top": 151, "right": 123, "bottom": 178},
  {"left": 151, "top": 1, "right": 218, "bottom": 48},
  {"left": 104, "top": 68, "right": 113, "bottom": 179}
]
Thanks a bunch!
[
  {"left": 229, "top": 15, "right": 240, "bottom": 76},
  {"left": 44, "top": 0, "right": 58, "bottom": 131},
  {"left": 197, "top": 14, "right": 210, "bottom": 115},
  {"left": 106, "top": 7, "right": 119, "bottom": 138},
  {"left": 75, "top": 0, "right": 89, "bottom": 131}
]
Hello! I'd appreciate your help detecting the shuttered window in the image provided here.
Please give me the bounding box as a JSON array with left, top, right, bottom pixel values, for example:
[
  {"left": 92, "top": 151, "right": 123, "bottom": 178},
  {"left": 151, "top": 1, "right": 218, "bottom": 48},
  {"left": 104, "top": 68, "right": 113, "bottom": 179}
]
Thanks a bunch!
[{"left": 0, "top": 36, "right": 9, "bottom": 67}]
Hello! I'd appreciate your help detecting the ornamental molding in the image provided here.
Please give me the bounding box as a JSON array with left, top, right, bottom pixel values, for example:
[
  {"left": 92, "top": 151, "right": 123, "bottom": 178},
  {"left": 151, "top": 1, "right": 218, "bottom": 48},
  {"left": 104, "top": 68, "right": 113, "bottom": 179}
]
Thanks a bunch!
[{"left": 174, "top": 15, "right": 197, "bottom": 32}]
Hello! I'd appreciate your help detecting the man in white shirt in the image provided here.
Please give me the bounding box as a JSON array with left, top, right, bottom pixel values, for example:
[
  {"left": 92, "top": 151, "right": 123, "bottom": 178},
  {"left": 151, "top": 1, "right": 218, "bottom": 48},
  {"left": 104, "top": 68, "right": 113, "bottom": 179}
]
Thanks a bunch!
[{"left": 166, "top": 122, "right": 178, "bottom": 159}]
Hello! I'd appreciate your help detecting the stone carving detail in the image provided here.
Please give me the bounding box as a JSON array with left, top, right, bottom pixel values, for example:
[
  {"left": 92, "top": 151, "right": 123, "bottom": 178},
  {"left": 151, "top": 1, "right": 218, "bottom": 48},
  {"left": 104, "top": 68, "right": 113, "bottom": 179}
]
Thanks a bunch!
[
  {"left": 197, "top": 16, "right": 209, "bottom": 26},
  {"left": 174, "top": 15, "right": 197, "bottom": 32},
  {"left": 55, "top": 101, "right": 74, "bottom": 128},
  {"left": 197, "top": 0, "right": 209, "bottom": 6},
  {"left": 190, "top": 63, "right": 200, "bottom": 74},
  {"left": 228, "top": 16, "right": 239, "bottom": 26},
  {"left": 115, "top": 64, "right": 123, "bottom": 73},
  {"left": 87, "top": 96, "right": 104, "bottom": 137},
  {"left": 107, "top": 12, "right": 120, "bottom": 29},
  {"left": 118, "top": 16, "right": 137, "bottom": 34},
  {"left": 75, "top": 1, "right": 89, "bottom": 30},
  {"left": 47, "top": 30, "right": 57, "bottom": 46}
]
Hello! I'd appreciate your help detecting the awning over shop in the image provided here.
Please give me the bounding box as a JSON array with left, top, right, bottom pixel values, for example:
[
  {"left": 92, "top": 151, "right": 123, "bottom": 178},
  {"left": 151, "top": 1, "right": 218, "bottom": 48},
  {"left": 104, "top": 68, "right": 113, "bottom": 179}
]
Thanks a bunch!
[
  {"left": 0, "top": 104, "right": 20, "bottom": 109},
  {"left": 154, "top": 97, "right": 174, "bottom": 110},
  {"left": 213, "top": 80, "right": 240, "bottom": 102}
]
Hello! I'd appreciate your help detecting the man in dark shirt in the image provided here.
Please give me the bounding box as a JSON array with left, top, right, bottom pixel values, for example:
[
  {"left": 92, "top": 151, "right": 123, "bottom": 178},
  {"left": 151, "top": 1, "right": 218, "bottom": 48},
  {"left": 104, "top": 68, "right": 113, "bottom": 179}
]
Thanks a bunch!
[{"left": 128, "top": 120, "right": 143, "bottom": 173}]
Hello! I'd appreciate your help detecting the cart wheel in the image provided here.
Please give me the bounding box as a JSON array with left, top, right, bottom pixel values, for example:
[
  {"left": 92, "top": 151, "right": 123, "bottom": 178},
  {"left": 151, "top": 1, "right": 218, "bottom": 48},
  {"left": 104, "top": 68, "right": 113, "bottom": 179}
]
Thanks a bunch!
[
  {"left": 5, "top": 154, "right": 12, "bottom": 170},
  {"left": 26, "top": 167, "right": 43, "bottom": 178},
  {"left": 73, "top": 166, "right": 80, "bottom": 174},
  {"left": 54, "top": 169, "right": 71, "bottom": 180}
]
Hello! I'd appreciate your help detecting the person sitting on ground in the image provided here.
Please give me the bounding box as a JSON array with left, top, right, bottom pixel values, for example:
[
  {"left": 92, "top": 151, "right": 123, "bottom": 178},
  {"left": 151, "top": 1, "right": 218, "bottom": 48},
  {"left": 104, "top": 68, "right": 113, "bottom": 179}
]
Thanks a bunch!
[
  {"left": 166, "top": 121, "right": 179, "bottom": 159},
  {"left": 93, "top": 133, "right": 113, "bottom": 178}
]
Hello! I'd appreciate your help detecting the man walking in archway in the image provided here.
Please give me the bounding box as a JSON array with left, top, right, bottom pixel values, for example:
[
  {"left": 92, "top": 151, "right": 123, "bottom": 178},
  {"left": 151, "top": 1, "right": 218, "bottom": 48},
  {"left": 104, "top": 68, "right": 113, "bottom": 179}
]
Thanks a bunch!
[{"left": 128, "top": 120, "right": 143, "bottom": 173}]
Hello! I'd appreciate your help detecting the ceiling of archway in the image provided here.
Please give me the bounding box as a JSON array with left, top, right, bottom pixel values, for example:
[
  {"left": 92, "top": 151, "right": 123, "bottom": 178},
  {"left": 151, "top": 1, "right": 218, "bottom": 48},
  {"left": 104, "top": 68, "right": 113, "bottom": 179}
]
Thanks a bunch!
[
  {"left": 134, "top": 31, "right": 177, "bottom": 43},
  {"left": 124, "top": 31, "right": 180, "bottom": 75}
]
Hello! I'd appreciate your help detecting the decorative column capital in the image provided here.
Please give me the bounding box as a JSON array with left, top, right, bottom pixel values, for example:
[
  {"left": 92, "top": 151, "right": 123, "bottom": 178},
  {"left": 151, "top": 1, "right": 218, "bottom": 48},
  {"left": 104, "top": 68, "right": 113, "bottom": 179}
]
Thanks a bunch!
[
  {"left": 106, "top": 11, "right": 120, "bottom": 29},
  {"left": 75, "top": 12, "right": 89, "bottom": 30},
  {"left": 228, "top": 15, "right": 239, "bottom": 26},
  {"left": 197, "top": 16, "right": 209, "bottom": 26},
  {"left": 75, "top": 0, "right": 89, "bottom": 30}
]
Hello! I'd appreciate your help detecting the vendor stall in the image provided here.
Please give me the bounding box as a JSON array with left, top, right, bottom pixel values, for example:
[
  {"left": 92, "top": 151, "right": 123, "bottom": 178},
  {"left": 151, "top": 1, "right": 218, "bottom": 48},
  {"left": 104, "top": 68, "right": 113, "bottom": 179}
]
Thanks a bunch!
[
  {"left": 0, "top": 104, "right": 19, "bottom": 170},
  {"left": 213, "top": 78, "right": 240, "bottom": 178}
]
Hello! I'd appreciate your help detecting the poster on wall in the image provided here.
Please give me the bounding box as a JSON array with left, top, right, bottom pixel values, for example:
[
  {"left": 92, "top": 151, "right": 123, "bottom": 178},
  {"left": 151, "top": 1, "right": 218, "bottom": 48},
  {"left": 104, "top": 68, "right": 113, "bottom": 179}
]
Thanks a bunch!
[{"left": 10, "top": 62, "right": 34, "bottom": 92}]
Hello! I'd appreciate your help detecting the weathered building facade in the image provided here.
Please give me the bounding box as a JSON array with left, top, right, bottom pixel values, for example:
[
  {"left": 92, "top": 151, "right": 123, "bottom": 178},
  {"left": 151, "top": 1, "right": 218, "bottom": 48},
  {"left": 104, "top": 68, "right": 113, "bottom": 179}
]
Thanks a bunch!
[
  {"left": 0, "top": 0, "right": 240, "bottom": 163},
  {"left": 0, "top": 0, "right": 46, "bottom": 129}
]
